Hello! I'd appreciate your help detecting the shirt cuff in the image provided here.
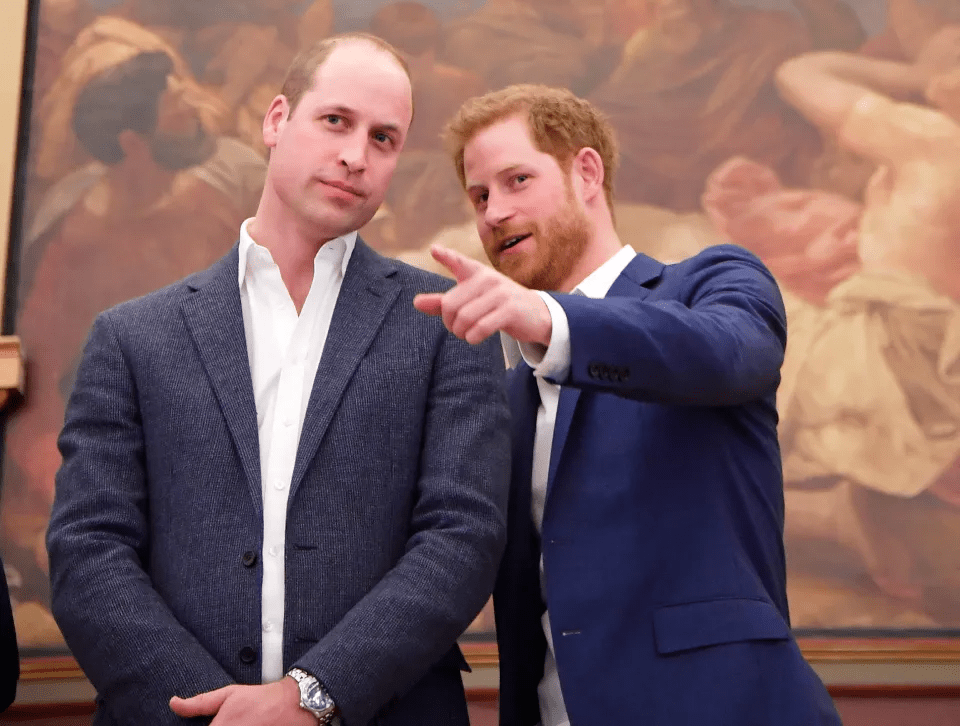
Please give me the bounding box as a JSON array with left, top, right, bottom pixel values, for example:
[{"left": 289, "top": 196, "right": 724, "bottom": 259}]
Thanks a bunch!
[{"left": 520, "top": 292, "right": 571, "bottom": 382}]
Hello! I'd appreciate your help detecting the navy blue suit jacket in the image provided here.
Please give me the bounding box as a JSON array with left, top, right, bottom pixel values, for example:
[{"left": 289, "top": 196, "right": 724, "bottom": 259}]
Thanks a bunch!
[
  {"left": 494, "top": 244, "right": 841, "bottom": 726},
  {"left": 47, "top": 240, "right": 511, "bottom": 726}
]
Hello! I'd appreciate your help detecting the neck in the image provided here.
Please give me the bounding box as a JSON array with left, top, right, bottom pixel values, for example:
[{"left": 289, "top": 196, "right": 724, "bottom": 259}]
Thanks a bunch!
[
  {"left": 103, "top": 156, "right": 177, "bottom": 212},
  {"left": 249, "top": 186, "right": 341, "bottom": 312},
  {"left": 558, "top": 217, "right": 624, "bottom": 293}
]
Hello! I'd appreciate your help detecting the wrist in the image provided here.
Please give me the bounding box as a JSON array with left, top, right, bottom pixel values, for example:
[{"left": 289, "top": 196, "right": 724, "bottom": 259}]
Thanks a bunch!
[
  {"left": 286, "top": 667, "right": 338, "bottom": 724},
  {"left": 534, "top": 292, "right": 553, "bottom": 347}
]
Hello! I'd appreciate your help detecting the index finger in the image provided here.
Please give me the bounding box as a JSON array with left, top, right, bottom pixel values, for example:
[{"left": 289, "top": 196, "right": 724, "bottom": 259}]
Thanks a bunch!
[{"left": 430, "top": 245, "right": 486, "bottom": 283}]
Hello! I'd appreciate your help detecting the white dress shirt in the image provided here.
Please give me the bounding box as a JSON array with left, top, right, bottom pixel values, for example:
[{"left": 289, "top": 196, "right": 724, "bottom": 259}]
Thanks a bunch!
[
  {"left": 503, "top": 245, "right": 636, "bottom": 726},
  {"left": 237, "top": 218, "right": 356, "bottom": 684}
]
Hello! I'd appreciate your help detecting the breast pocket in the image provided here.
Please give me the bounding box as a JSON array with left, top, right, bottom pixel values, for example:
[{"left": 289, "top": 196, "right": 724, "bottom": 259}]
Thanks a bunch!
[{"left": 653, "top": 597, "right": 791, "bottom": 655}]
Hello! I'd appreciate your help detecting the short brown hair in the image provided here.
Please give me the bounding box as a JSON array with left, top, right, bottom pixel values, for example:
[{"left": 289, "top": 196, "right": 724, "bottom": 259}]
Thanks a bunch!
[
  {"left": 444, "top": 84, "right": 619, "bottom": 210},
  {"left": 280, "top": 32, "right": 412, "bottom": 117}
]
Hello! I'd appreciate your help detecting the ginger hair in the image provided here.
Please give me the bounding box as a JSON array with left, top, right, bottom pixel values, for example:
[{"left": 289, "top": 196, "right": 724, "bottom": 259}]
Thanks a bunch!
[{"left": 444, "top": 84, "right": 619, "bottom": 211}]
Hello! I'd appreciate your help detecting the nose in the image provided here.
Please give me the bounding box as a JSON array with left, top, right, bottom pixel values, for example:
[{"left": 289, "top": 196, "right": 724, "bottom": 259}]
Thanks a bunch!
[
  {"left": 338, "top": 131, "right": 367, "bottom": 174},
  {"left": 482, "top": 189, "right": 513, "bottom": 229}
]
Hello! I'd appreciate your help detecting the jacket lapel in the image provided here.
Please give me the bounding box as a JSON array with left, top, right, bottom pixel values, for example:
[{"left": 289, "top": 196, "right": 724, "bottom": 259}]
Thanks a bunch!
[
  {"left": 545, "top": 252, "right": 665, "bottom": 498},
  {"left": 289, "top": 239, "right": 400, "bottom": 497},
  {"left": 181, "top": 245, "right": 263, "bottom": 513}
]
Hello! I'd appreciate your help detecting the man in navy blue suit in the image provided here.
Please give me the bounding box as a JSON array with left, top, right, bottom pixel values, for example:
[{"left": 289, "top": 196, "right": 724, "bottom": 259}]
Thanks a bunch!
[{"left": 415, "top": 85, "right": 842, "bottom": 725}]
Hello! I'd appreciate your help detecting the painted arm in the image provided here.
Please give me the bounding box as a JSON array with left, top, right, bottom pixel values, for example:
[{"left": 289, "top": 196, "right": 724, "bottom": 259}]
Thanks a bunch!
[{"left": 774, "top": 50, "right": 926, "bottom": 136}]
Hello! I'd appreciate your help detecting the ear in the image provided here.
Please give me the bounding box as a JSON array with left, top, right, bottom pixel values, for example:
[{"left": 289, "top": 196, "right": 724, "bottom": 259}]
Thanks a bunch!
[
  {"left": 572, "top": 147, "right": 605, "bottom": 205},
  {"left": 262, "top": 94, "right": 290, "bottom": 149}
]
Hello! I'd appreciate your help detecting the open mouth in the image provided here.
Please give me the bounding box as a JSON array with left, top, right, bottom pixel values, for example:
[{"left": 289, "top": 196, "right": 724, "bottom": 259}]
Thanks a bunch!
[{"left": 501, "top": 233, "right": 531, "bottom": 252}]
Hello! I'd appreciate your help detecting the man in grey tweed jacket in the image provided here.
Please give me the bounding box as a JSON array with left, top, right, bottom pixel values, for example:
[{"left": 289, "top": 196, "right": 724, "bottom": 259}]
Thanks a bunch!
[{"left": 46, "top": 34, "right": 510, "bottom": 726}]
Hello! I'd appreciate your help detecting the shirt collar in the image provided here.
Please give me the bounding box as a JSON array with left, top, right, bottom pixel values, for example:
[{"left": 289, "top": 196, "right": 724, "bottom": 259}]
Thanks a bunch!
[
  {"left": 573, "top": 245, "right": 637, "bottom": 299},
  {"left": 237, "top": 217, "right": 357, "bottom": 287}
]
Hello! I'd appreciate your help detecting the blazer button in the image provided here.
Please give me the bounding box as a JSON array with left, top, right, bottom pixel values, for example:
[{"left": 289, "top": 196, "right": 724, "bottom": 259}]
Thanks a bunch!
[
  {"left": 239, "top": 646, "right": 258, "bottom": 664},
  {"left": 588, "top": 363, "right": 600, "bottom": 378},
  {"left": 241, "top": 551, "right": 258, "bottom": 567}
]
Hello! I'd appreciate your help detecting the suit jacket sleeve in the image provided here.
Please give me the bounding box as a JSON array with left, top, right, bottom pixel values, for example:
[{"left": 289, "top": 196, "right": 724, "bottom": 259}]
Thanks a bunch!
[
  {"left": 0, "top": 555, "right": 17, "bottom": 712},
  {"left": 294, "top": 331, "right": 511, "bottom": 726},
  {"left": 47, "top": 311, "right": 233, "bottom": 724},
  {"left": 553, "top": 246, "right": 787, "bottom": 406}
]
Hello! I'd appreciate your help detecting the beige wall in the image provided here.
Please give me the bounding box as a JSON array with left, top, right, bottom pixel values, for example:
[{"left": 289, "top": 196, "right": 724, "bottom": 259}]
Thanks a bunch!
[{"left": 0, "top": 0, "right": 28, "bottom": 322}]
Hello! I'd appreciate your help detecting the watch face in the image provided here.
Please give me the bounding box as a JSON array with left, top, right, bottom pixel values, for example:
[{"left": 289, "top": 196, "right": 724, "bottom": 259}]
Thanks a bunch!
[{"left": 302, "top": 681, "right": 334, "bottom": 712}]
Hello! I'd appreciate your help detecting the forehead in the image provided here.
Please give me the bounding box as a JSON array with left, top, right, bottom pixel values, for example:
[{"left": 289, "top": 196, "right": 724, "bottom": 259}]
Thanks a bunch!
[
  {"left": 463, "top": 115, "right": 556, "bottom": 184},
  {"left": 302, "top": 42, "right": 412, "bottom": 129}
]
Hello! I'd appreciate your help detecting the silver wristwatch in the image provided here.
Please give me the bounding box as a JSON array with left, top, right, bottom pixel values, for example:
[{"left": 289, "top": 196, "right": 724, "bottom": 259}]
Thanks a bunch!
[{"left": 287, "top": 667, "right": 338, "bottom": 724}]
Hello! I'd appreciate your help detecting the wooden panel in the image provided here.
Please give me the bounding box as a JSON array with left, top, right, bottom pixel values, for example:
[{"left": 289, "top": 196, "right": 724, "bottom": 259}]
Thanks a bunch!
[
  {"left": 2, "top": 687, "right": 960, "bottom": 725},
  {"left": 0, "top": 0, "right": 27, "bottom": 321}
]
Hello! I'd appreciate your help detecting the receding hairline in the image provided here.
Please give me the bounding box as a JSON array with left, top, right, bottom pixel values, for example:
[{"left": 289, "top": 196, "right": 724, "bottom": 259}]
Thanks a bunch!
[
  {"left": 321, "top": 35, "right": 411, "bottom": 77},
  {"left": 285, "top": 34, "right": 413, "bottom": 117}
]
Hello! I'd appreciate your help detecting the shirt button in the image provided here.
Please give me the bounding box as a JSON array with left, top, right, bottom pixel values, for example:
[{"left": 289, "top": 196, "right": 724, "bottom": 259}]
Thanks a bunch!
[
  {"left": 262, "top": 621, "right": 274, "bottom": 633},
  {"left": 273, "top": 478, "right": 286, "bottom": 491},
  {"left": 269, "top": 544, "right": 282, "bottom": 557},
  {"left": 283, "top": 417, "right": 294, "bottom": 428}
]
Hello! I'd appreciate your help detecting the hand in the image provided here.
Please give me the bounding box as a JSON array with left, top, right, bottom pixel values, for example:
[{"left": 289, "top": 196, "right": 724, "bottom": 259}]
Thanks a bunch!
[
  {"left": 170, "top": 678, "right": 316, "bottom": 726},
  {"left": 412, "top": 245, "right": 552, "bottom": 347}
]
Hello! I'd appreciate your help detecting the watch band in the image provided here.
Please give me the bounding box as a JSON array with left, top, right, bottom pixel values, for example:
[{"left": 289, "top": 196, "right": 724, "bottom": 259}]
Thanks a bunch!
[{"left": 287, "top": 667, "right": 337, "bottom": 724}]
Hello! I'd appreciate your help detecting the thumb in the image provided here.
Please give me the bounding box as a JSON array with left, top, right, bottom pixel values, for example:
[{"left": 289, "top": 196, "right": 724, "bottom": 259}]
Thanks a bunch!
[
  {"left": 413, "top": 292, "right": 444, "bottom": 316},
  {"left": 170, "top": 686, "right": 232, "bottom": 717}
]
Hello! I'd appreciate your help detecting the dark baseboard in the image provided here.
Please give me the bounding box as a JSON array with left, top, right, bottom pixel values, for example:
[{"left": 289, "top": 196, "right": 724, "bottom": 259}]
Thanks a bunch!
[{"left": 1, "top": 684, "right": 957, "bottom": 721}]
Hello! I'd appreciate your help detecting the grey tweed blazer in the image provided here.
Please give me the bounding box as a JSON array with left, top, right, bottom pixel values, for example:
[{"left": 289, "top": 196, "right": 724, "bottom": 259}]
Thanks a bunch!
[{"left": 47, "top": 239, "right": 510, "bottom": 726}]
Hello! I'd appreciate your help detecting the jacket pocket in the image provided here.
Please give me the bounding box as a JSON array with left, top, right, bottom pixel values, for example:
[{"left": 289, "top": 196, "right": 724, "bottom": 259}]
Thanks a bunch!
[{"left": 653, "top": 597, "right": 790, "bottom": 655}]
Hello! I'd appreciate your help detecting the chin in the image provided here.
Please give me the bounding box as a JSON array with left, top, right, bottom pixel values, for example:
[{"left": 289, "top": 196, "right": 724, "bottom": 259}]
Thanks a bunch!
[
  {"left": 498, "top": 261, "right": 537, "bottom": 288},
  {"left": 309, "top": 205, "right": 368, "bottom": 236}
]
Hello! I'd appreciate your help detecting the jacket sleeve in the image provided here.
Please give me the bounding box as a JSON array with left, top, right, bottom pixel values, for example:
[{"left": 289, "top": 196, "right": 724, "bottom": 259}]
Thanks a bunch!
[
  {"left": 47, "top": 311, "right": 233, "bottom": 725},
  {"left": 0, "top": 554, "right": 17, "bottom": 712},
  {"left": 294, "top": 331, "right": 511, "bottom": 726},
  {"left": 554, "top": 246, "right": 787, "bottom": 406}
]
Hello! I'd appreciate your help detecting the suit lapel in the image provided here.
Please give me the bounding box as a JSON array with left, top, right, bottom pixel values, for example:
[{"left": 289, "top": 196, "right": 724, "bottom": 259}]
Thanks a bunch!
[
  {"left": 545, "top": 252, "right": 664, "bottom": 498},
  {"left": 181, "top": 246, "right": 263, "bottom": 513},
  {"left": 289, "top": 239, "right": 400, "bottom": 497}
]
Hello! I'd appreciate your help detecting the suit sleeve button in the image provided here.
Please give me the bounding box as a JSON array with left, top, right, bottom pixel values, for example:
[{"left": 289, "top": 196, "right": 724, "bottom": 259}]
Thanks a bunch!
[
  {"left": 239, "top": 646, "right": 258, "bottom": 664},
  {"left": 242, "top": 551, "right": 258, "bottom": 567}
]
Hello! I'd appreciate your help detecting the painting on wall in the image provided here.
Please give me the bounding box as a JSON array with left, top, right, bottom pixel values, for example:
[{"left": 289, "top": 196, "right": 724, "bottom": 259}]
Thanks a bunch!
[{"left": 3, "top": 0, "right": 960, "bottom": 674}]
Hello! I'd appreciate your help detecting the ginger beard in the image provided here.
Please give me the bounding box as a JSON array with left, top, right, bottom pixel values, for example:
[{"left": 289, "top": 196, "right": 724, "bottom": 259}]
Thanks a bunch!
[{"left": 487, "top": 175, "right": 591, "bottom": 292}]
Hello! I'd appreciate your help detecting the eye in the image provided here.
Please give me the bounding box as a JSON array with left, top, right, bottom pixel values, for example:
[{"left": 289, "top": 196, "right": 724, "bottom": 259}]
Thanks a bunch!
[
  {"left": 323, "top": 114, "right": 343, "bottom": 126},
  {"left": 513, "top": 174, "right": 529, "bottom": 185},
  {"left": 373, "top": 131, "right": 392, "bottom": 146}
]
